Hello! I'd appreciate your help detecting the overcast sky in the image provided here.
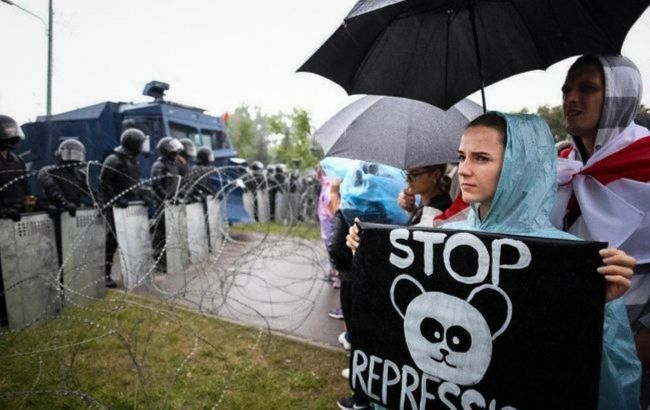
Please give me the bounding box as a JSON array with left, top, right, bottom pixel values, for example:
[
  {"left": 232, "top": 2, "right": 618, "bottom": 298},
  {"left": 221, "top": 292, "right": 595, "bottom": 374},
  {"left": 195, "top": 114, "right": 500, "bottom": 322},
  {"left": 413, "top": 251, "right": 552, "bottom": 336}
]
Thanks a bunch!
[{"left": 1, "top": 1, "right": 648, "bottom": 129}]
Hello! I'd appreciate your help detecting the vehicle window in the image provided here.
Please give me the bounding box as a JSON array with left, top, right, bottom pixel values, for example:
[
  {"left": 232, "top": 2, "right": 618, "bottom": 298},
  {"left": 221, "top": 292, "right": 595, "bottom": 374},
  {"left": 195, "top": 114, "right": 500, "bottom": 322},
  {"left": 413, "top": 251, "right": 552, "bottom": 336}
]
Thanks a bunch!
[
  {"left": 169, "top": 122, "right": 199, "bottom": 141},
  {"left": 123, "top": 117, "right": 164, "bottom": 140},
  {"left": 200, "top": 129, "right": 231, "bottom": 150}
]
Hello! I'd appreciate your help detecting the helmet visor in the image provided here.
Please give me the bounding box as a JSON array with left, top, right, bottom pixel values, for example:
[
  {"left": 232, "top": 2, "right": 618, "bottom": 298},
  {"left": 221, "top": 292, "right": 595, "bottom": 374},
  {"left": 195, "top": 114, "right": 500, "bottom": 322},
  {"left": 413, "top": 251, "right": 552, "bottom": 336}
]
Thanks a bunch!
[
  {"left": 141, "top": 135, "right": 151, "bottom": 153},
  {"left": 169, "top": 138, "right": 183, "bottom": 153},
  {"left": 61, "top": 147, "right": 85, "bottom": 162},
  {"left": 1, "top": 122, "right": 25, "bottom": 140}
]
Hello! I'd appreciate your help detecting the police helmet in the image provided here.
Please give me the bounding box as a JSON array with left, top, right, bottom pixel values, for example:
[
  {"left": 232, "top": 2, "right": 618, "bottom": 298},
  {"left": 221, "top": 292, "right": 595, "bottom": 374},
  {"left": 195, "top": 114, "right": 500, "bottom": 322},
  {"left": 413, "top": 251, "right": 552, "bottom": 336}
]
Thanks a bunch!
[
  {"left": 120, "top": 128, "right": 148, "bottom": 154},
  {"left": 250, "top": 161, "right": 264, "bottom": 172},
  {"left": 179, "top": 138, "right": 197, "bottom": 157},
  {"left": 157, "top": 136, "right": 184, "bottom": 158},
  {"left": 56, "top": 139, "right": 86, "bottom": 162},
  {"left": 0, "top": 115, "right": 24, "bottom": 149},
  {"left": 196, "top": 146, "right": 214, "bottom": 164}
]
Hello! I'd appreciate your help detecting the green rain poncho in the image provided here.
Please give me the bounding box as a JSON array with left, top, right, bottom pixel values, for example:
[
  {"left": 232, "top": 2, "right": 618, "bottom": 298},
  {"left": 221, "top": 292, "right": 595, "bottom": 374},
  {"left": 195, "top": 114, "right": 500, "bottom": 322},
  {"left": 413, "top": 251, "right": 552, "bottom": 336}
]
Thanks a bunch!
[{"left": 443, "top": 113, "right": 641, "bottom": 410}]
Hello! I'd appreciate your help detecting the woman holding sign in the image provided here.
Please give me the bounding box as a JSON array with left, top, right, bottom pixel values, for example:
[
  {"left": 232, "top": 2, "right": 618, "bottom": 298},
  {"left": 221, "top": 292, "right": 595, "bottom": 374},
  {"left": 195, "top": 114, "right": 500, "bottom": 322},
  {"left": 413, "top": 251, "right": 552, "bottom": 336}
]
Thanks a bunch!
[{"left": 347, "top": 112, "right": 640, "bottom": 409}]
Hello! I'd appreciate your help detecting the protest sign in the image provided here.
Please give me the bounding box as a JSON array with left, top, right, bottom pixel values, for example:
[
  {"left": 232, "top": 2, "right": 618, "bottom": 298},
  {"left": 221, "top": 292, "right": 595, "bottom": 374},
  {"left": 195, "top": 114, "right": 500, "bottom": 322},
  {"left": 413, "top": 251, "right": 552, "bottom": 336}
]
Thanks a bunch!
[{"left": 351, "top": 224, "right": 606, "bottom": 410}]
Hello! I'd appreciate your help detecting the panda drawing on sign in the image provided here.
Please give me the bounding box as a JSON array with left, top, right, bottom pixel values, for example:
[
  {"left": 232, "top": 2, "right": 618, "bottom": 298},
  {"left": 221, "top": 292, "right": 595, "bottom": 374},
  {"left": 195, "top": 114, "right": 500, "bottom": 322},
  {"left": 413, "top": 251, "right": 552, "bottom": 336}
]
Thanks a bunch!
[{"left": 390, "top": 274, "right": 512, "bottom": 386}]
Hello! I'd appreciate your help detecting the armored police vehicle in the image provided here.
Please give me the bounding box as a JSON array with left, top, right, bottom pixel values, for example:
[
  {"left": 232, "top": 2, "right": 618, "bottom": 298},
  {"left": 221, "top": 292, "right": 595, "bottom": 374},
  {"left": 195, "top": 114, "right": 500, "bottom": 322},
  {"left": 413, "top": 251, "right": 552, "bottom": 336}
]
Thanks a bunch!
[{"left": 17, "top": 81, "right": 249, "bottom": 222}]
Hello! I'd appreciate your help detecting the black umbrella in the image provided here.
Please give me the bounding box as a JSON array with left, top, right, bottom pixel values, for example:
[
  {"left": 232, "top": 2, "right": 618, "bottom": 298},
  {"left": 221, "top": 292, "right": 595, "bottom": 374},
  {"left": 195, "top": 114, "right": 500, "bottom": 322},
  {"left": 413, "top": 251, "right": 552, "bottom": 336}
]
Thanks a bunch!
[{"left": 298, "top": 0, "right": 649, "bottom": 110}]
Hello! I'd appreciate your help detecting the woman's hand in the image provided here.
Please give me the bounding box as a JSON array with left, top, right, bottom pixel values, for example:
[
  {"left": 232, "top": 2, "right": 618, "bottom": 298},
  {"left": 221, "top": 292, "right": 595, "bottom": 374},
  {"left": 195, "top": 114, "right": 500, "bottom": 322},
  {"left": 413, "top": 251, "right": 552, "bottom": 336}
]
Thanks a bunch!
[
  {"left": 398, "top": 188, "right": 416, "bottom": 213},
  {"left": 346, "top": 218, "right": 361, "bottom": 253},
  {"left": 598, "top": 248, "right": 635, "bottom": 302}
]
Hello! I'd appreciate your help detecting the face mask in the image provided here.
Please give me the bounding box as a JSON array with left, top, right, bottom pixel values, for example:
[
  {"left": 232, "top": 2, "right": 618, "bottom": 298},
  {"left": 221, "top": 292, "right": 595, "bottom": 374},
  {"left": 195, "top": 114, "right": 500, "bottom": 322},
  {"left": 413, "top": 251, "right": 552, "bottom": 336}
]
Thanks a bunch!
[{"left": 0, "top": 137, "right": 20, "bottom": 150}]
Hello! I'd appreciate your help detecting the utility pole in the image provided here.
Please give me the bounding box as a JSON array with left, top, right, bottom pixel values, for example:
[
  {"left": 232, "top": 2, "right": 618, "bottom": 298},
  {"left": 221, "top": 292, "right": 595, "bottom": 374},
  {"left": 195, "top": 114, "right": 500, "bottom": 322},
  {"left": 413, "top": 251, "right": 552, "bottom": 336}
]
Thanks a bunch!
[
  {"left": 1, "top": 0, "right": 53, "bottom": 116},
  {"left": 47, "top": 0, "right": 53, "bottom": 116}
]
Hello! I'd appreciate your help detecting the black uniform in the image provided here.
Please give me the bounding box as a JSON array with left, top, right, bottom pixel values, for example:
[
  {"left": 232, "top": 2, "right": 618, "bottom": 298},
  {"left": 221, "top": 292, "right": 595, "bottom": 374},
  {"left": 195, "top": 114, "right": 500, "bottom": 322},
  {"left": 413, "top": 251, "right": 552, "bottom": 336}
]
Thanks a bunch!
[
  {"left": 186, "top": 165, "right": 216, "bottom": 198},
  {"left": 38, "top": 164, "right": 87, "bottom": 209},
  {"left": 150, "top": 156, "right": 183, "bottom": 271},
  {"left": 151, "top": 156, "right": 183, "bottom": 203},
  {"left": 99, "top": 147, "right": 143, "bottom": 206},
  {"left": 38, "top": 163, "right": 89, "bottom": 267},
  {"left": 0, "top": 151, "right": 30, "bottom": 217},
  {"left": 99, "top": 147, "right": 144, "bottom": 280}
]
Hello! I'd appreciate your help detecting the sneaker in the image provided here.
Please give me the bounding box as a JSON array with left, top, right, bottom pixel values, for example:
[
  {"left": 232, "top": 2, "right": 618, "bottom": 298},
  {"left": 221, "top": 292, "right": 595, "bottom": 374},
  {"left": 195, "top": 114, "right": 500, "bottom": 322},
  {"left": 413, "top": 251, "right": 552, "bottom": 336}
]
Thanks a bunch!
[
  {"left": 336, "top": 396, "right": 370, "bottom": 410},
  {"left": 338, "top": 331, "right": 351, "bottom": 350},
  {"left": 105, "top": 276, "right": 117, "bottom": 288},
  {"left": 341, "top": 368, "right": 350, "bottom": 379},
  {"left": 328, "top": 308, "right": 344, "bottom": 320}
]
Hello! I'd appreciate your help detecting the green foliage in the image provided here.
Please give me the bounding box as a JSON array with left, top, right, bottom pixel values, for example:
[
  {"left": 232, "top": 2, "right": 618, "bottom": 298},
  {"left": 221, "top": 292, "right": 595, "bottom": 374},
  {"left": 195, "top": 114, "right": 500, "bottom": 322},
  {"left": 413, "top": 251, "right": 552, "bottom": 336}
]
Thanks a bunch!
[
  {"left": 230, "top": 221, "right": 321, "bottom": 241},
  {"left": 271, "top": 108, "right": 320, "bottom": 170},
  {"left": 226, "top": 105, "right": 271, "bottom": 163},
  {"left": 226, "top": 106, "right": 319, "bottom": 169},
  {"left": 536, "top": 105, "right": 567, "bottom": 142},
  {"left": 513, "top": 104, "right": 567, "bottom": 142}
]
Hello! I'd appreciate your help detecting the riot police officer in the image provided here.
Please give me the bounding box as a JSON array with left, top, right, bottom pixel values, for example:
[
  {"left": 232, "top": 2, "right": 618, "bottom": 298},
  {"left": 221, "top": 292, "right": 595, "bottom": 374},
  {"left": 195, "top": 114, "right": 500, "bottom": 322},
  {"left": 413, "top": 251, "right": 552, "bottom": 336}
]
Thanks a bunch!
[
  {"left": 242, "top": 161, "right": 264, "bottom": 221},
  {"left": 178, "top": 138, "right": 196, "bottom": 177},
  {"left": 38, "top": 139, "right": 89, "bottom": 270},
  {"left": 0, "top": 115, "right": 30, "bottom": 222},
  {"left": 99, "top": 128, "right": 149, "bottom": 288},
  {"left": 38, "top": 139, "right": 88, "bottom": 215},
  {"left": 187, "top": 146, "right": 216, "bottom": 198},
  {"left": 267, "top": 164, "right": 278, "bottom": 220},
  {"left": 0, "top": 115, "right": 29, "bottom": 327},
  {"left": 150, "top": 137, "right": 184, "bottom": 272},
  {"left": 151, "top": 137, "right": 184, "bottom": 203}
]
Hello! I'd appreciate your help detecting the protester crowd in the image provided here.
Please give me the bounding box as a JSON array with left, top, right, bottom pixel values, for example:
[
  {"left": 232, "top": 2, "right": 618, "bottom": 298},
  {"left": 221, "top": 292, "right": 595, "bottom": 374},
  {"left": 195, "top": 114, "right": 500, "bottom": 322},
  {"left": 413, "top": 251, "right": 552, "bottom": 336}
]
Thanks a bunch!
[{"left": 313, "top": 55, "right": 649, "bottom": 410}]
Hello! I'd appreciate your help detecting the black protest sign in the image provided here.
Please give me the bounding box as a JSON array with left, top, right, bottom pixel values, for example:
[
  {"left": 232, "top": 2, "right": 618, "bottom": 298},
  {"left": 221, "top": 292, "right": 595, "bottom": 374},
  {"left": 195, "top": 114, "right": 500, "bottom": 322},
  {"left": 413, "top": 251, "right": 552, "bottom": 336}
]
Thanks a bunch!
[{"left": 350, "top": 224, "right": 606, "bottom": 410}]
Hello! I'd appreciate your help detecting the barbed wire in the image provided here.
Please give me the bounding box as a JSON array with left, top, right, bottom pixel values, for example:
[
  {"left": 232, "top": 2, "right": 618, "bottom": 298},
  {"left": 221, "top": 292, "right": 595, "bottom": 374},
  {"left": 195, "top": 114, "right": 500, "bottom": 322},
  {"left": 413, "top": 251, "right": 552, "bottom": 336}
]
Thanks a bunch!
[{"left": 0, "top": 161, "right": 333, "bottom": 407}]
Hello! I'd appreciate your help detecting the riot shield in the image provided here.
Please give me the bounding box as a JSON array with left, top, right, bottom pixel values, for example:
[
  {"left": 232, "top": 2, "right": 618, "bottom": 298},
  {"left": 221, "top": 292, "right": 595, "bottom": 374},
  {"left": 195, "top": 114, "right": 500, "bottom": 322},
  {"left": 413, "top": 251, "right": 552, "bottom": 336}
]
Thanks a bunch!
[
  {"left": 186, "top": 202, "right": 209, "bottom": 264},
  {"left": 287, "top": 193, "right": 302, "bottom": 222},
  {"left": 0, "top": 213, "right": 60, "bottom": 330},
  {"left": 164, "top": 202, "right": 189, "bottom": 272},
  {"left": 60, "top": 209, "right": 106, "bottom": 305},
  {"left": 242, "top": 191, "right": 256, "bottom": 220},
  {"left": 206, "top": 196, "right": 224, "bottom": 253},
  {"left": 275, "top": 192, "right": 288, "bottom": 222},
  {"left": 113, "top": 204, "right": 154, "bottom": 289},
  {"left": 256, "top": 190, "right": 270, "bottom": 223}
]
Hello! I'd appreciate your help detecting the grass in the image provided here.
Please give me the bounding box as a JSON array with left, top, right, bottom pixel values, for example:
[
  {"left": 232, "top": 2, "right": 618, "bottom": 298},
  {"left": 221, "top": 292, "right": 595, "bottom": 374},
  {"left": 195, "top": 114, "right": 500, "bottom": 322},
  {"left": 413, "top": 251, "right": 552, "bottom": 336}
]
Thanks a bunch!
[
  {"left": 229, "top": 221, "right": 322, "bottom": 241},
  {"left": 0, "top": 291, "right": 348, "bottom": 409}
]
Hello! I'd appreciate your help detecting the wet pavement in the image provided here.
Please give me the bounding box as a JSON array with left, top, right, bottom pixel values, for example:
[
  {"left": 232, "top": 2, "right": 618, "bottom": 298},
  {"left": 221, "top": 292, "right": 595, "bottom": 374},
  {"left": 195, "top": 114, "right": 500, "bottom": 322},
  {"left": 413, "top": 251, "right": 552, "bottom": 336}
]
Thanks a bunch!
[{"left": 129, "top": 232, "right": 346, "bottom": 348}]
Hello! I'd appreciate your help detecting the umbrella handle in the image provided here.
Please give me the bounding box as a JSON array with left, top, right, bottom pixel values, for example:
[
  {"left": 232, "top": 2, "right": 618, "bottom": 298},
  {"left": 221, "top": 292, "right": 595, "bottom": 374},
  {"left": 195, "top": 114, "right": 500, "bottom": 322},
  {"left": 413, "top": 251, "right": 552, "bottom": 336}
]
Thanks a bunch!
[{"left": 468, "top": 3, "right": 487, "bottom": 113}]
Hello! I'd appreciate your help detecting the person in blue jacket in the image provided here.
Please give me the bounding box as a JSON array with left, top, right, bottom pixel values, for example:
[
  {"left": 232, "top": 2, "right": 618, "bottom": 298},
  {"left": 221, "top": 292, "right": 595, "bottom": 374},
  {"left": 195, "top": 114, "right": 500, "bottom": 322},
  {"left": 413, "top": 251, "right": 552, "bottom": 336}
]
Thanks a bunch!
[{"left": 443, "top": 112, "right": 641, "bottom": 410}]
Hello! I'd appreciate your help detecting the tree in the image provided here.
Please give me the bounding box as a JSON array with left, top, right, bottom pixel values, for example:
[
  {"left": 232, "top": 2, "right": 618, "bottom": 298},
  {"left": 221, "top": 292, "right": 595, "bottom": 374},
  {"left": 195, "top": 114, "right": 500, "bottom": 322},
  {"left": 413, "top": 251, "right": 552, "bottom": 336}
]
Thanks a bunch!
[
  {"left": 226, "top": 105, "right": 320, "bottom": 168},
  {"left": 512, "top": 105, "right": 567, "bottom": 142},
  {"left": 536, "top": 105, "right": 567, "bottom": 142},
  {"left": 226, "top": 105, "right": 273, "bottom": 163},
  {"left": 636, "top": 104, "right": 650, "bottom": 127},
  {"left": 227, "top": 105, "right": 257, "bottom": 160},
  {"left": 270, "top": 108, "right": 320, "bottom": 169}
]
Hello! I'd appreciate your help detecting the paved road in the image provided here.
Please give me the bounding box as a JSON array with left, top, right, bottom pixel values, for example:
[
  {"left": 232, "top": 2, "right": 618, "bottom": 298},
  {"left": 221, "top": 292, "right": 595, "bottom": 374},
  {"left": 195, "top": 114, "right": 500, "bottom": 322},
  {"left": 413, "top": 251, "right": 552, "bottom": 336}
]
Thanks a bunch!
[{"left": 131, "top": 232, "right": 346, "bottom": 348}]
